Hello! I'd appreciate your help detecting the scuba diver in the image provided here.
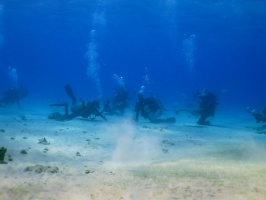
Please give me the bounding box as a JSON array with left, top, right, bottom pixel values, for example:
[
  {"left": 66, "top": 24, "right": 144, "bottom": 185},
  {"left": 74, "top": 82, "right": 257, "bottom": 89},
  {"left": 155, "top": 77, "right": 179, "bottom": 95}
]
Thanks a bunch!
[
  {"left": 112, "top": 86, "right": 129, "bottom": 115},
  {"left": 48, "top": 85, "right": 107, "bottom": 121},
  {"left": 102, "top": 86, "right": 129, "bottom": 116},
  {"left": 0, "top": 86, "right": 28, "bottom": 108},
  {"left": 175, "top": 89, "right": 218, "bottom": 125},
  {"left": 135, "top": 93, "right": 176, "bottom": 123},
  {"left": 196, "top": 89, "right": 218, "bottom": 125},
  {"left": 246, "top": 107, "right": 266, "bottom": 123}
]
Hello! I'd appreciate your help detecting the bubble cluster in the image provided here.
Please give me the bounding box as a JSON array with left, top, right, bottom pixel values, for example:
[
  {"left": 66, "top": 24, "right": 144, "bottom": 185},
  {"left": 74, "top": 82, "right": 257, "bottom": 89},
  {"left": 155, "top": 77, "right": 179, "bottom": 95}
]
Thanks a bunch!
[
  {"left": 113, "top": 74, "right": 125, "bottom": 88},
  {"left": 86, "top": 30, "right": 102, "bottom": 97},
  {"left": 141, "top": 67, "right": 152, "bottom": 96},
  {"left": 86, "top": 1, "right": 106, "bottom": 98},
  {"left": 8, "top": 66, "right": 19, "bottom": 87},
  {"left": 183, "top": 34, "right": 196, "bottom": 70}
]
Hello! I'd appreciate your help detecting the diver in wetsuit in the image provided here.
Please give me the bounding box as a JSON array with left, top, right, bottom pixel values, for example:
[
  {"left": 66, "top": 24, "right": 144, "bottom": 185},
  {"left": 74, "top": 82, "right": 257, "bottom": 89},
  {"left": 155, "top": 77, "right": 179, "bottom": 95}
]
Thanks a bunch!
[
  {"left": 112, "top": 86, "right": 129, "bottom": 115},
  {"left": 102, "top": 86, "right": 129, "bottom": 116},
  {"left": 48, "top": 85, "right": 107, "bottom": 121},
  {"left": 135, "top": 93, "right": 175, "bottom": 123},
  {"left": 246, "top": 107, "right": 266, "bottom": 123},
  {"left": 175, "top": 89, "right": 218, "bottom": 125},
  {"left": 0, "top": 86, "right": 28, "bottom": 108},
  {"left": 195, "top": 90, "right": 218, "bottom": 125}
]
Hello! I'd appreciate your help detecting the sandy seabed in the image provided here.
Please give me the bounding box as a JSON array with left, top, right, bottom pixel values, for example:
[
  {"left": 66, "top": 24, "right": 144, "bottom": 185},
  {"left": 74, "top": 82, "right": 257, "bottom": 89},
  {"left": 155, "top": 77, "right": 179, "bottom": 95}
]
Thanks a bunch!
[{"left": 1, "top": 108, "right": 266, "bottom": 200}]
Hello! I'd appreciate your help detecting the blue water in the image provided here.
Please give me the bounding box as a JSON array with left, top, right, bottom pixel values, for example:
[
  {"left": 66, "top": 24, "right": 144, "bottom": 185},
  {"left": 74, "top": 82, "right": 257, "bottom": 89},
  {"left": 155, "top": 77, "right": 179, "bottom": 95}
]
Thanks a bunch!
[
  {"left": 1, "top": 2, "right": 266, "bottom": 198},
  {"left": 0, "top": 0, "right": 266, "bottom": 111}
]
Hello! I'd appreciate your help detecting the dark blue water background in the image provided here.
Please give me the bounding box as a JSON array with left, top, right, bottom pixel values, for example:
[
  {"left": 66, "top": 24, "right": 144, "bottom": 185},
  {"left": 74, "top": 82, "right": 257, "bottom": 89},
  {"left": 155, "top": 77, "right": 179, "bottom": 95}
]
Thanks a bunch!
[{"left": 0, "top": 0, "right": 265, "bottom": 112}]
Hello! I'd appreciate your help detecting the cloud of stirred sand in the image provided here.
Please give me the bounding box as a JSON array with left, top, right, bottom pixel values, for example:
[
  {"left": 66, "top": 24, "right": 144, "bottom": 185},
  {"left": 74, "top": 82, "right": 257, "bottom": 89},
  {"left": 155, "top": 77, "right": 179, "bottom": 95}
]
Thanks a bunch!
[{"left": 104, "top": 120, "right": 161, "bottom": 166}]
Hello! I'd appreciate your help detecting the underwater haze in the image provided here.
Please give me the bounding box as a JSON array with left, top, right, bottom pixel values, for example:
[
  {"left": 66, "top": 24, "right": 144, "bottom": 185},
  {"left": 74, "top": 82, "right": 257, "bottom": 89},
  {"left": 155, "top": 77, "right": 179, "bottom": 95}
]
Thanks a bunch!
[
  {"left": 0, "top": 0, "right": 266, "bottom": 109},
  {"left": 2, "top": 1, "right": 266, "bottom": 199}
]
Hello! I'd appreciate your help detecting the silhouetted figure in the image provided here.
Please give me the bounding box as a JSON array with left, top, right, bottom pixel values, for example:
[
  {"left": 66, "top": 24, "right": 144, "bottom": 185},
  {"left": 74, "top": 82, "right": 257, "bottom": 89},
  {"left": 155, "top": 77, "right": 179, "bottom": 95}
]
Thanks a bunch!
[
  {"left": 246, "top": 107, "right": 266, "bottom": 123},
  {"left": 48, "top": 85, "right": 107, "bottom": 121},
  {"left": 175, "top": 90, "right": 218, "bottom": 125},
  {"left": 112, "top": 86, "right": 128, "bottom": 115},
  {"left": 135, "top": 93, "right": 175, "bottom": 123},
  {"left": 102, "top": 86, "right": 129, "bottom": 115},
  {"left": 196, "top": 90, "right": 218, "bottom": 125},
  {"left": 0, "top": 86, "right": 28, "bottom": 108}
]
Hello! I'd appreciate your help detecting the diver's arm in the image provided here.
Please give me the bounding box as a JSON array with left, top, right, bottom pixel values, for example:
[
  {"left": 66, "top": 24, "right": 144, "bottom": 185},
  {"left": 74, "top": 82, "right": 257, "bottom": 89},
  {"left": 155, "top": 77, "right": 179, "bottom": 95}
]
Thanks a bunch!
[
  {"left": 99, "top": 113, "right": 107, "bottom": 121},
  {"left": 246, "top": 107, "right": 264, "bottom": 123},
  {"left": 94, "top": 109, "right": 107, "bottom": 121}
]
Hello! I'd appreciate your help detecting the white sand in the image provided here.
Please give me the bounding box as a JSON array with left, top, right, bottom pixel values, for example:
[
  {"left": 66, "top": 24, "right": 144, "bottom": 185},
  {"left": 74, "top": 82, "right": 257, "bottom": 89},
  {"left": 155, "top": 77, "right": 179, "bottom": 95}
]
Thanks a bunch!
[{"left": 1, "top": 108, "right": 266, "bottom": 200}]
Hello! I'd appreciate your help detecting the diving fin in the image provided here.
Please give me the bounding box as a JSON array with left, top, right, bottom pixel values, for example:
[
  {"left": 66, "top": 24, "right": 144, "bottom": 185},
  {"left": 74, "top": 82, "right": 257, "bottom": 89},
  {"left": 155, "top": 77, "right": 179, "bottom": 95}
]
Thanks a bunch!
[{"left": 65, "top": 85, "right": 77, "bottom": 105}]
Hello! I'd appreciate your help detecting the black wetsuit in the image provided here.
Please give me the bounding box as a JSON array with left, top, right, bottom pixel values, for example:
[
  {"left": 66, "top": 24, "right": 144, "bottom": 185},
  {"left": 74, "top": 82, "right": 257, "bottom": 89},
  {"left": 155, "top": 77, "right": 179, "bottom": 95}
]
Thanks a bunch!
[
  {"left": 197, "top": 92, "right": 218, "bottom": 125},
  {"left": 49, "top": 85, "right": 107, "bottom": 121},
  {"left": 102, "top": 87, "right": 129, "bottom": 116},
  {"left": 135, "top": 94, "right": 175, "bottom": 123},
  {"left": 112, "top": 87, "right": 128, "bottom": 115},
  {"left": 0, "top": 87, "right": 28, "bottom": 108}
]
